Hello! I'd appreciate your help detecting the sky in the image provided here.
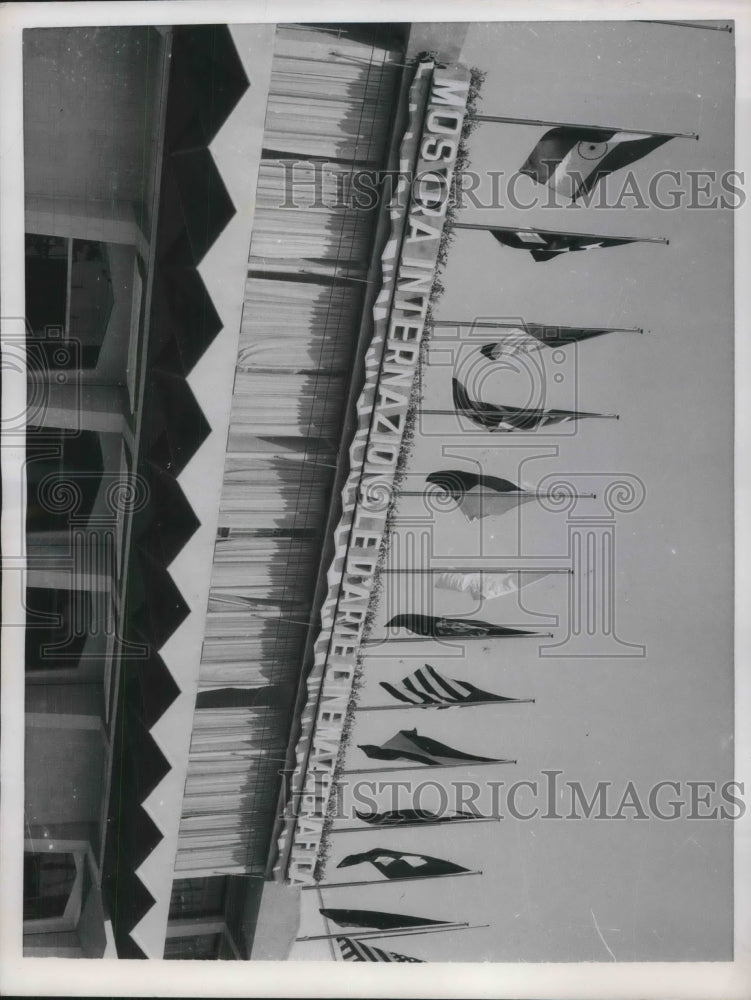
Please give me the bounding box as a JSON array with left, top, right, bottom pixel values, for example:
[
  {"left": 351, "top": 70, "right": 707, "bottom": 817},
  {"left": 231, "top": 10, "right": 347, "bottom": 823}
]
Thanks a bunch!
[{"left": 292, "top": 19, "right": 735, "bottom": 963}]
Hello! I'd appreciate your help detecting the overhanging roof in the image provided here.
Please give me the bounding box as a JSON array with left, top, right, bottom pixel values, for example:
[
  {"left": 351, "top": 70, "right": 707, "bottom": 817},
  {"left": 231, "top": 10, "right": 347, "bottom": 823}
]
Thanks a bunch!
[{"left": 102, "top": 23, "right": 257, "bottom": 959}]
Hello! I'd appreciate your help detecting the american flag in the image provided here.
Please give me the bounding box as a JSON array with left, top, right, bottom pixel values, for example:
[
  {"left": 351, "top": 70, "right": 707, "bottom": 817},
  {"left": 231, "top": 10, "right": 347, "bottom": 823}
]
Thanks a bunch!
[
  {"left": 380, "top": 664, "right": 521, "bottom": 707},
  {"left": 336, "top": 936, "right": 424, "bottom": 962}
]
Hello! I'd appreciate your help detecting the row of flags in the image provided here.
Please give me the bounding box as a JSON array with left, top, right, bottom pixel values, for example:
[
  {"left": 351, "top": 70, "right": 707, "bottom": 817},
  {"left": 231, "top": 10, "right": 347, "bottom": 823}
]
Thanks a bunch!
[
  {"left": 318, "top": 96, "right": 701, "bottom": 963},
  {"left": 446, "top": 111, "right": 697, "bottom": 270}
]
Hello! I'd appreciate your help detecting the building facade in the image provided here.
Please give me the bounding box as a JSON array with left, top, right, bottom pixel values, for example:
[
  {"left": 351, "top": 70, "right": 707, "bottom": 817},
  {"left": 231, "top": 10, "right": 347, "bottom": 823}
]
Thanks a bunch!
[{"left": 23, "top": 21, "right": 465, "bottom": 959}]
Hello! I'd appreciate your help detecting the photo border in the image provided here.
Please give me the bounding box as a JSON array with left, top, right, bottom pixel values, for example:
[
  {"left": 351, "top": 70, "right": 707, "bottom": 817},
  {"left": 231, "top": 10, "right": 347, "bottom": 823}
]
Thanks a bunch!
[{"left": 1, "top": 1, "right": 748, "bottom": 996}]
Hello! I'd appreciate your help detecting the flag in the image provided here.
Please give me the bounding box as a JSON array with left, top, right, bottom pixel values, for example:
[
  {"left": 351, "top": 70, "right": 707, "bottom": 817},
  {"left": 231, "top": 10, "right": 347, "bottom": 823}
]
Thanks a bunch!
[
  {"left": 337, "top": 936, "right": 424, "bottom": 963},
  {"left": 380, "top": 664, "right": 523, "bottom": 707},
  {"left": 426, "top": 469, "right": 536, "bottom": 520},
  {"left": 479, "top": 327, "right": 548, "bottom": 356},
  {"left": 479, "top": 325, "right": 616, "bottom": 358},
  {"left": 434, "top": 569, "right": 550, "bottom": 601},
  {"left": 337, "top": 847, "right": 470, "bottom": 879},
  {"left": 354, "top": 807, "right": 480, "bottom": 826},
  {"left": 453, "top": 377, "right": 613, "bottom": 430},
  {"left": 489, "top": 227, "right": 634, "bottom": 263},
  {"left": 519, "top": 126, "right": 672, "bottom": 201},
  {"left": 386, "top": 613, "right": 537, "bottom": 638},
  {"left": 320, "top": 908, "right": 447, "bottom": 930},
  {"left": 357, "top": 727, "right": 509, "bottom": 766}
]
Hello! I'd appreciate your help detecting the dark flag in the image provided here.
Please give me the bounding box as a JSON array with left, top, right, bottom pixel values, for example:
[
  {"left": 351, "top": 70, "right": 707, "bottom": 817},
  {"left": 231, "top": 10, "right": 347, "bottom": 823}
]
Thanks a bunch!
[
  {"left": 479, "top": 324, "right": 618, "bottom": 358},
  {"left": 489, "top": 227, "right": 635, "bottom": 262},
  {"left": 426, "top": 469, "right": 536, "bottom": 520},
  {"left": 357, "top": 727, "right": 510, "bottom": 766},
  {"left": 380, "top": 664, "right": 522, "bottom": 707},
  {"left": 337, "top": 847, "right": 470, "bottom": 879},
  {"left": 519, "top": 126, "right": 672, "bottom": 201},
  {"left": 320, "top": 908, "right": 447, "bottom": 930},
  {"left": 354, "top": 807, "right": 479, "bottom": 826},
  {"left": 387, "top": 613, "right": 537, "bottom": 638},
  {"left": 337, "top": 936, "right": 424, "bottom": 963},
  {"left": 453, "top": 377, "right": 614, "bottom": 430}
]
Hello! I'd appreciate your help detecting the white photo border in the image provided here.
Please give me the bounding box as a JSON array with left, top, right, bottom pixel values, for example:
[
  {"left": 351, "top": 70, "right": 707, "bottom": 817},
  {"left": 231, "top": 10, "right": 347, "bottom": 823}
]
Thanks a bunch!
[{"left": 1, "top": 1, "right": 748, "bottom": 997}]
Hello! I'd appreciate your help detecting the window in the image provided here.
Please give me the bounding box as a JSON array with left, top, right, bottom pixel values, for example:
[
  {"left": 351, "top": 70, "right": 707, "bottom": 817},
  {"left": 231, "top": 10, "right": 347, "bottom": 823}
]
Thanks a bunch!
[
  {"left": 25, "top": 586, "right": 93, "bottom": 670},
  {"left": 168, "top": 877, "right": 227, "bottom": 921},
  {"left": 23, "top": 852, "right": 78, "bottom": 921},
  {"left": 26, "top": 430, "right": 104, "bottom": 532},
  {"left": 25, "top": 234, "right": 113, "bottom": 369}
]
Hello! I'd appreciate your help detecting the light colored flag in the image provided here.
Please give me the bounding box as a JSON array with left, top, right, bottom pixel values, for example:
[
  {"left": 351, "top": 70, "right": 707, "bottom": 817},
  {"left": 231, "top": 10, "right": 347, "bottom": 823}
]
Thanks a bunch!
[{"left": 434, "top": 569, "right": 550, "bottom": 601}]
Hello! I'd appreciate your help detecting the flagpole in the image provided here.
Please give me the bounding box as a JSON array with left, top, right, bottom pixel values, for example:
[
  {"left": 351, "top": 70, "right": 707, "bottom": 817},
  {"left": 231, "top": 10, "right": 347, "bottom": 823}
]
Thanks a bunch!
[
  {"left": 362, "top": 633, "right": 553, "bottom": 643},
  {"left": 429, "top": 319, "right": 644, "bottom": 335},
  {"left": 453, "top": 221, "right": 670, "bottom": 245},
  {"left": 301, "top": 870, "right": 483, "bottom": 890},
  {"left": 638, "top": 19, "right": 732, "bottom": 33},
  {"left": 393, "top": 493, "right": 597, "bottom": 501},
  {"left": 388, "top": 492, "right": 596, "bottom": 499},
  {"left": 353, "top": 698, "right": 535, "bottom": 712},
  {"left": 316, "top": 886, "right": 338, "bottom": 962},
  {"left": 430, "top": 319, "right": 643, "bottom": 333},
  {"left": 341, "top": 761, "right": 516, "bottom": 775},
  {"left": 330, "top": 817, "right": 500, "bottom": 834},
  {"left": 472, "top": 115, "right": 698, "bottom": 140},
  {"left": 378, "top": 566, "right": 573, "bottom": 572},
  {"left": 296, "top": 922, "right": 479, "bottom": 943},
  {"left": 418, "top": 409, "right": 620, "bottom": 420}
]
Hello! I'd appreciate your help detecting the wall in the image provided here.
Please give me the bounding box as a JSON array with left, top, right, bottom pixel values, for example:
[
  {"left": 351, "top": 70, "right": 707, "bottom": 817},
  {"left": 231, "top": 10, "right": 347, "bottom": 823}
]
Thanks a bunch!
[
  {"left": 25, "top": 724, "right": 104, "bottom": 825},
  {"left": 24, "top": 27, "right": 163, "bottom": 219}
]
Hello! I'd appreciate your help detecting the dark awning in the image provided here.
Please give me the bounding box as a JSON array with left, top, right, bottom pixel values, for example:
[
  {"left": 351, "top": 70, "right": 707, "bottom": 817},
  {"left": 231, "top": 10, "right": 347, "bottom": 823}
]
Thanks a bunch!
[{"left": 101, "top": 24, "right": 249, "bottom": 959}]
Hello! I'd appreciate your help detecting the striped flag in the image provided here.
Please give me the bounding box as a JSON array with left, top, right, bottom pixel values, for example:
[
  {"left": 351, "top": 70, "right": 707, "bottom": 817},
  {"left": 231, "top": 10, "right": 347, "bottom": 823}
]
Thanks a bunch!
[
  {"left": 489, "top": 228, "right": 634, "bottom": 262},
  {"left": 380, "top": 664, "right": 522, "bottom": 707},
  {"left": 357, "top": 727, "right": 510, "bottom": 766},
  {"left": 321, "top": 908, "right": 447, "bottom": 930},
  {"left": 337, "top": 936, "right": 424, "bottom": 963},
  {"left": 519, "top": 126, "right": 672, "bottom": 201},
  {"left": 337, "top": 847, "right": 470, "bottom": 878},
  {"left": 453, "top": 377, "right": 612, "bottom": 430},
  {"left": 426, "top": 469, "right": 536, "bottom": 520},
  {"left": 434, "top": 569, "right": 550, "bottom": 601}
]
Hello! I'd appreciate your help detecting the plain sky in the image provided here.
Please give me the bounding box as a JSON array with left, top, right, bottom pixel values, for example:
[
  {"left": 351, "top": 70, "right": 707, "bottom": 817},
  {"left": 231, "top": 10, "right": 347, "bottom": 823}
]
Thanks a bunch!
[{"left": 292, "top": 19, "right": 735, "bottom": 963}]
